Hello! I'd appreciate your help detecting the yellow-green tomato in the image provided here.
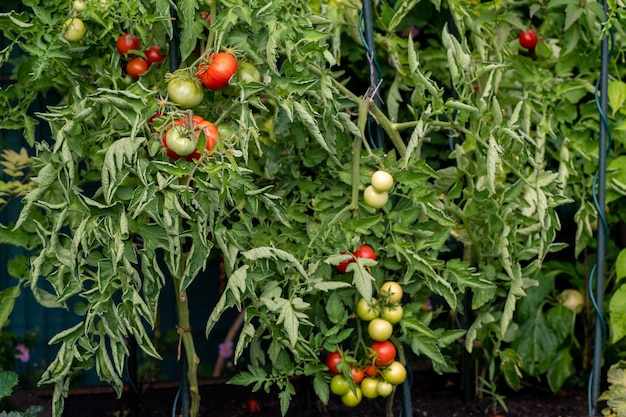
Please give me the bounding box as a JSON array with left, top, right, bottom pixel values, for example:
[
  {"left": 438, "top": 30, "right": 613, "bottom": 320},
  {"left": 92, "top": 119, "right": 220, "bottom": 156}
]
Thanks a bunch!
[
  {"left": 381, "top": 304, "right": 403, "bottom": 324},
  {"left": 377, "top": 380, "right": 394, "bottom": 397},
  {"left": 356, "top": 298, "right": 379, "bottom": 321},
  {"left": 360, "top": 377, "right": 379, "bottom": 399},
  {"left": 72, "top": 0, "right": 87, "bottom": 12},
  {"left": 371, "top": 170, "right": 394, "bottom": 192},
  {"left": 363, "top": 185, "right": 388, "bottom": 209},
  {"left": 383, "top": 361, "right": 407, "bottom": 385},
  {"left": 330, "top": 374, "right": 350, "bottom": 396},
  {"left": 380, "top": 281, "right": 403, "bottom": 304},
  {"left": 559, "top": 289, "right": 584, "bottom": 314},
  {"left": 368, "top": 318, "right": 393, "bottom": 342},
  {"left": 63, "top": 18, "right": 85, "bottom": 41},
  {"left": 341, "top": 387, "right": 362, "bottom": 407}
]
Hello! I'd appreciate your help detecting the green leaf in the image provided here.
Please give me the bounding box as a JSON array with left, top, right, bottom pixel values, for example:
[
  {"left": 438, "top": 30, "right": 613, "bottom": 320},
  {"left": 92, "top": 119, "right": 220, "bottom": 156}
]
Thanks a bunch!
[
  {"left": 609, "top": 81, "right": 626, "bottom": 116},
  {"left": 616, "top": 249, "right": 626, "bottom": 283},
  {"left": 0, "top": 285, "right": 20, "bottom": 330},
  {"left": 609, "top": 284, "right": 626, "bottom": 343},
  {"left": 0, "top": 371, "right": 18, "bottom": 400},
  {"left": 547, "top": 348, "right": 575, "bottom": 392}
]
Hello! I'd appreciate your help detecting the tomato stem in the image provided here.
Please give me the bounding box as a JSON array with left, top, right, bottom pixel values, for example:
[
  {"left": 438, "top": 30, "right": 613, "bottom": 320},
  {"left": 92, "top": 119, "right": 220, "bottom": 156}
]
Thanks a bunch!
[{"left": 310, "top": 66, "right": 406, "bottom": 158}]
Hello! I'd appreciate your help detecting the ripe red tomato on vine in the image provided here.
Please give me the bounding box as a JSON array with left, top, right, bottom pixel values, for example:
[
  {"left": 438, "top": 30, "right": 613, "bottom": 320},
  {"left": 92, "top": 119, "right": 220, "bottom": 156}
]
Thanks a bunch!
[
  {"left": 197, "top": 52, "right": 238, "bottom": 90},
  {"left": 126, "top": 57, "right": 149, "bottom": 79},
  {"left": 116, "top": 33, "right": 140, "bottom": 55},
  {"left": 518, "top": 29, "right": 538, "bottom": 50}
]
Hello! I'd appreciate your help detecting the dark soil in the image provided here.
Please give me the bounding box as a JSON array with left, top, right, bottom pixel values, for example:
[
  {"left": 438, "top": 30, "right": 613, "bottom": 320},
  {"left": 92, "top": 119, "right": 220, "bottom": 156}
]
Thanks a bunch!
[{"left": 10, "top": 369, "right": 593, "bottom": 417}]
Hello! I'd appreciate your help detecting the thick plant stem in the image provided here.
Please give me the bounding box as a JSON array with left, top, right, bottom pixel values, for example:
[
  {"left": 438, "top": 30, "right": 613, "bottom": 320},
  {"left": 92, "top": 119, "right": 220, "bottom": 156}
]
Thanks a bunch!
[{"left": 174, "top": 283, "right": 201, "bottom": 417}]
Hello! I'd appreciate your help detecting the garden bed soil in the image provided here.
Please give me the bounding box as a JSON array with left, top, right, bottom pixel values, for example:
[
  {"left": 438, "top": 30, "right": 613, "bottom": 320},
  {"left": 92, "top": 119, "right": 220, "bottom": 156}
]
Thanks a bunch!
[{"left": 9, "top": 369, "right": 593, "bottom": 417}]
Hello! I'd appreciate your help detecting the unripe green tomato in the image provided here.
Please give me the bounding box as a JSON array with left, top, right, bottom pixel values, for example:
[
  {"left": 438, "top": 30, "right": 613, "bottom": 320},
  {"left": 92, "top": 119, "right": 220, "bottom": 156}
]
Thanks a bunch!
[
  {"left": 380, "top": 281, "right": 403, "bottom": 304},
  {"left": 63, "top": 18, "right": 85, "bottom": 42},
  {"left": 341, "top": 387, "right": 362, "bottom": 407},
  {"left": 363, "top": 185, "right": 388, "bottom": 209},
  {"left": 356, "top": 298, "right": 379, "bottom": 321},
  {"left": 330, "top": 374, "right": 350, "bottom": 396},
  {"left": 72, "top": 0, "right": 87, "bottom": 12},
  {"left": 559, "top": 289, "right": 584, "bottom": 314},
  {"left": 381, "top": 304, "right": 403, "bottom": 324},
  {"left": 360, "top": 377, "right": 379, "bottom": 399},
  {"left": 371, "top": 170, "right": 394, "bottom": 192},
  {"left": 377, "top": 380, "right": 394, "bottom": 397},
  {"left": 368, "top": 318, "right": 393, "bottom": 341},
  {"left": 383, "top": 361, "right": 407, "bottom": 385}
]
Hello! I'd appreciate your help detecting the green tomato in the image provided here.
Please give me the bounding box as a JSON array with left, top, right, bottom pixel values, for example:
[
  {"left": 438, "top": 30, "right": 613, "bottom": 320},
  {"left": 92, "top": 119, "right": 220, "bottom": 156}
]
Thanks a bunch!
[
  {"left": 164, "top": 126, "right": 197, "bottom": 157},
  {"left": 383, "top": 361, "right": 407, "bottom": 385},
  {"left": 363, "top": 185, "right": 388, "bottom": 209},
  {"left": 63, "top": 18, "right": 85, "bottom": 42},
  {"left": 360, "top": 377, "right": 379, "bottom": 399},
  {"left": 371, "top": 170, "right": 394, "bottom": 192},
  {"left": 356, "top": 298, "right": 379, "bottom": 321},
  {"left": 368, "top": 318, "right": 393, "bottom": 342},
  {"left": 72, "top": 0, "right": 87, "bottom": 12},
  {"left": 341, "top": 387, "right": 362, "bottom": 407},
  {"left": 330, "top": 374, "right": 350, "bottom": 396},
  {"left": 377, "top": 380, "right": 394, "bottom": 397},
  {"left": 237, "top": 62, "right": 261, "bottom": 84},
  {"left": 381, "top": 305, "right": 403, "bottom": 324},
  {"left": 380, "top": 281, "right": 403, "bottom": 304}
]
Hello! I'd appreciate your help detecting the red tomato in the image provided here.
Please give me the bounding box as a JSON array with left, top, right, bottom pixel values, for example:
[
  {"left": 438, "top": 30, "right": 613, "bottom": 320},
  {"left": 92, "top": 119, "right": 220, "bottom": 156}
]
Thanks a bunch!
[
  {"left": 246, "top": 399, "right": 261, "bottom": 413},
  {"left": 364, "top": 364, "right": 379, "bottom": 377},
  {"left": 325, "top": 350, "right": 342, "bottom": 375},
  {"left": 371, "top": 340, "right": 396, "bottom": 366},
  {"left": 350, "top": 366, "right": 365, "bottom": 384},
  {"left": 519, "top": 29, "right": 538, "bottom": 50},
  {"left": 196, "top": 52, "right": 238, "bottom": 90},
  {"left": 354, "top": 245, "right": 376, "bottom": 261},
  {"left": 116, "top": 33, "right": 140, "bottom": 55},
  {"left": 126, "top": 57, "right": 149, "bottom": 79},
  {"left": 335, "top": 252, "right": 354, "bottom": 274},
  {"left": 145, "top": 45, "right": 165, "bottom": 65}
]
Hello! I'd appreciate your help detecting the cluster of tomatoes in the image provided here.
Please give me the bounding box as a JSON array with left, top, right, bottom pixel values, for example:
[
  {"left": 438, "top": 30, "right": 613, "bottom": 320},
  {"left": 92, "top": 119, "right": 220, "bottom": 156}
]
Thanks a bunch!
[
  {"left": 363, "top": 170, "right": 394, "bottom": 209},
  {"left": 115, "top": 33, "right": 165, "bottom": 79},
  {"left": 325, "top": 281, "right": 407, "bottom": 407}
]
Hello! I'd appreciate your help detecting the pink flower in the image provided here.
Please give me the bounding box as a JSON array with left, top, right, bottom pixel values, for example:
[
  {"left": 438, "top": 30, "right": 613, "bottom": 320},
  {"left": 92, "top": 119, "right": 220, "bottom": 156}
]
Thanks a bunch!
[
  {"left": 14, "top": 343, "right": 30, "bottom": 363},
  {"left": 218, "top": 341, "right": 233, "bottom": 358}
]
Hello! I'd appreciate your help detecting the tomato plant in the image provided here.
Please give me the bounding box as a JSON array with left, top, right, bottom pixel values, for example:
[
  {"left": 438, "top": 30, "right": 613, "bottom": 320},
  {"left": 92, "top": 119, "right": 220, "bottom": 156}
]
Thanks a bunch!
[
  {"left": 116, "top": 33, "right": 140, "bottom": 55},
  {"left": 1, "top": 0, "right": 608, "bottom": 416},
  {"left": 197, "top": 52, "right": 238, "bottom": 90}
]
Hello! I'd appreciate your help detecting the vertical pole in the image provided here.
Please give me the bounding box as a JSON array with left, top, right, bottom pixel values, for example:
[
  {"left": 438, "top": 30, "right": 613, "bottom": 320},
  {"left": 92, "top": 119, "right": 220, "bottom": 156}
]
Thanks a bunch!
[
  {"left": 590, "top": 1, "right": 610, "bottom": 414},
  {"left": 361, "top": 0, "right": 385, "bottom": 150}
]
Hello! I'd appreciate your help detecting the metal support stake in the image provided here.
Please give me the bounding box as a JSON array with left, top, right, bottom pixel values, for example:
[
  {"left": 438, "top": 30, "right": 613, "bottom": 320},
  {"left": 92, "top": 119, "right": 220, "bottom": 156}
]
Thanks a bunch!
[
  {"left": 361, "top": 0, "right": 385, "bottom": 150},
  {"left": 590, "top": 15, "right": 610, "bottom": 416}
]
